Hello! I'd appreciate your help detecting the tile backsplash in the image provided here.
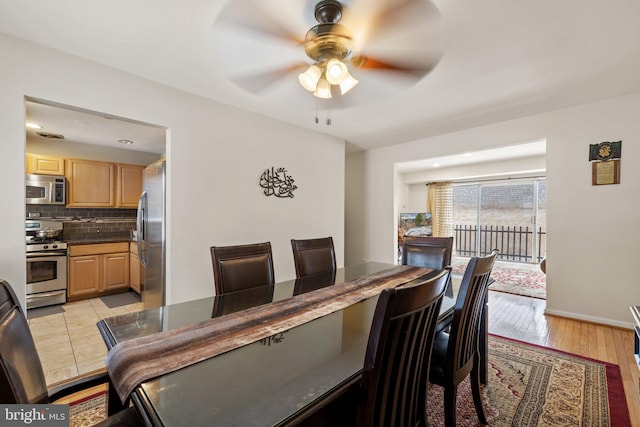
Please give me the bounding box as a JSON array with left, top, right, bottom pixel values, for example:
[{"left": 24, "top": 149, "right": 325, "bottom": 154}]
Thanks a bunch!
[
  {"left": 63, "top": 219, "right": 136, "bottom": 242},
  {"left": 27, "top": 205, "right": 136, "bottom": 241}
]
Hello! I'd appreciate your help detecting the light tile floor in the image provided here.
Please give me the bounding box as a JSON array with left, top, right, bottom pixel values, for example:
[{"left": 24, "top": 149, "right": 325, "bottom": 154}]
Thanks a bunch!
[{"left": 27, "top": 296, "right": 143, "bottom": 386}]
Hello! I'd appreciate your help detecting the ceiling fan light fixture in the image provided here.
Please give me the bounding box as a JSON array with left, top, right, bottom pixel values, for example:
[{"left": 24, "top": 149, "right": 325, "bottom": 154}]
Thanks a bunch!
[
  {"left": 325, "top": 58, "right": 349, "bottom": 85},
  {"left": 299, "top": 65, "right": 322, "bottom": 92},
  {"left": 314, "top": 77, "right": 332, "bottom": 99},
  {"left": 339, "top": 73, "right": 359, "bottom": 95}
]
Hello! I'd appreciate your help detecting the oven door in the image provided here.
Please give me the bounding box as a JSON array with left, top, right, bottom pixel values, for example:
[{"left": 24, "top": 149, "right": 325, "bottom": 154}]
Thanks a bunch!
[{"left": 26, "top": 253, "right": 67, "bottom": 308}]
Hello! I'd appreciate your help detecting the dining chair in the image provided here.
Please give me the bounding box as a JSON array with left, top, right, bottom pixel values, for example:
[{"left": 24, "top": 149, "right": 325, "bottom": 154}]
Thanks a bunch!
[
  {"left": 290, "top": 237, "right": 336, "bottom": 278},
  {"left": 428, "top": 250, "right": 497, "bottom": 427},
  {"left": 401, "top": 236, "right": 455, "bottom": 297},
  {"left": 210, "top": 242, "right": 275, "bottom": 295},
  {"left": 0, "top": 279, "right": 142, "bottom": 426},
  {"left": 357, "top": 268, "right": 450, "bottom": 427}
]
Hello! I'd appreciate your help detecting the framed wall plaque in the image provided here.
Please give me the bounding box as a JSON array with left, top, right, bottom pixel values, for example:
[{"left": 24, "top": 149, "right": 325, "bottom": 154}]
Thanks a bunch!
[{"left": 592, "top": 159, "right": 620, "bottom": 185}]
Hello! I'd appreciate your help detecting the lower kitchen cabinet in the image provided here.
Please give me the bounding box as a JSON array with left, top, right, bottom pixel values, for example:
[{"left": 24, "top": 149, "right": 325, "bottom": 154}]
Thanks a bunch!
[
  {"left": 67, "top": 255, "right": 101, "bottom": 299},
  {"left": 68, "top": 242, "right": 130, "bottom": 301}
]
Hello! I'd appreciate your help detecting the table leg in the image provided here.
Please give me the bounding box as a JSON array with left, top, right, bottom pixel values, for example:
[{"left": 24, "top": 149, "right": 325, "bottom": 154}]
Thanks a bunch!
[{"left": 107, "top": 378, "right": 126, "bottom": 416}]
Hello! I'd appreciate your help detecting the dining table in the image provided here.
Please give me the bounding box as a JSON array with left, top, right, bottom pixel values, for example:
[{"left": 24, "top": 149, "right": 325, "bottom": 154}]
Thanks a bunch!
[{"left": 97, "top": 262, "right": 481, "bottom": 426}]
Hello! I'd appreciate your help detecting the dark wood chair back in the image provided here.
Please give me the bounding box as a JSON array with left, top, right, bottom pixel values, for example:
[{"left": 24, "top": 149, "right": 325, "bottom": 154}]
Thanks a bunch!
[
  {"left": 357, "top": 269, "right": 450, "bottom": 427},
  {"left": 401, "top": 236, "right": 453, "bottom": 270},
  {"left": 402, "top": 236, "right": 454, "bottom": 297},
  {"left": 290, "top": 237, "right": 336, "bottom": 278},
  {"left": 429, "top": 250, "right": 497, "bottom": 426},
  {"left": 0, "top": 279, "right": 49, "bottom": 404},
  {"left": 0, "top": 280, "right": 145, "bottom": 425},
  {"left": 210, "top": 242, "right": 275, "bottom": 295}
]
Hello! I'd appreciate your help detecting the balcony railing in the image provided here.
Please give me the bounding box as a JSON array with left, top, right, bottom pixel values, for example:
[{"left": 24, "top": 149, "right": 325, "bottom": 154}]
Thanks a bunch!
[{"left": 454, "top": 224, "right": 546, "bottom": 263}]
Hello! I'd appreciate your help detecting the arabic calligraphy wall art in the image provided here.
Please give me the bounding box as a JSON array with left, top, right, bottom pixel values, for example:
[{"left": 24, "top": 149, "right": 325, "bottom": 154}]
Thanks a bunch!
[
  {"left": 589, "top": 141, "right": 621, "bottom": 185},
  {"left": 259, "top": 167, "right": 298, "bottom": 198}
]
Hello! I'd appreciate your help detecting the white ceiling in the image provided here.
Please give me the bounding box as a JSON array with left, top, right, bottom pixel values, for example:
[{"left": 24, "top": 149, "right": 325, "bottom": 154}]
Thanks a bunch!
[
  {"left": 396, "top": 139, "right": 546, "bottom": 173},
  {"left": 25, "top": 100, "right": 167, "bottom": 154},
  {"left": 4, "top": 0, "right": 640, "bottom": 157}
]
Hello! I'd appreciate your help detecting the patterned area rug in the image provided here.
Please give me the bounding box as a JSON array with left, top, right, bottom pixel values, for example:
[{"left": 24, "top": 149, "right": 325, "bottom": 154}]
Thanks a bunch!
[
  {"left": 71, "top": 336, "right": 629, "bottom": 426},
  {"left": 69, "top": 391, "right": 106, "bottom": 427},
  {"left": 453, "top": 258, "right": 547, "bottom": 299},
  {"left": 427, "top": 335, "right": 631, "bottom": 426}
]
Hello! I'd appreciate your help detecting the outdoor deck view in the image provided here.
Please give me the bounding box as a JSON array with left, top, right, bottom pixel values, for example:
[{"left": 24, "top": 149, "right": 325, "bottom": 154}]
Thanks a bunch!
[
  {"left": 452, "top": 180, "right": 547, "bottom": 299},
  {"left": 452, "top": 180, "right": 546, "bottom": 263}
]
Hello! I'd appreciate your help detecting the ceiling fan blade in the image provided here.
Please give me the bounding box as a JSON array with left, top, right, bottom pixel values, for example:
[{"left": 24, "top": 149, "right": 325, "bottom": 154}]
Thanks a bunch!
[
  {"left": 215, "top": 0, "right": 304, "bottom": 45},
  {"left": 231, "top": 63, "right": 307, "bottom": 94},
  {"left": 343, "top": 0, "right": 444, "bottom": 78},
  {"left": 351, "top": 55, "right": 438, "bottom": 79}
]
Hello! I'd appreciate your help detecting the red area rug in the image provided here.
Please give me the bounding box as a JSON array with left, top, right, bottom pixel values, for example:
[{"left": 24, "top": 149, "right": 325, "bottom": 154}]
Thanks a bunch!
[
  {"left": 426, "top": 335, "right": 631, "bottom": 426},
  {"left": 69, "top": 336, "right": 630, "bottom": 426},
  {"left": 453, "top": 258, "right": 547, "bottom": 299},
  {"left": 68, "top": 391, "right": 106, "bottom": 427}
]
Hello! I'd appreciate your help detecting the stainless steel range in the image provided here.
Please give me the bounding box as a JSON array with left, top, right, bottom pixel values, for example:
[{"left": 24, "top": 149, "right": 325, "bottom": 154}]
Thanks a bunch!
[{"left": 26, "top": 220, "right": 68, "bottom": 309}]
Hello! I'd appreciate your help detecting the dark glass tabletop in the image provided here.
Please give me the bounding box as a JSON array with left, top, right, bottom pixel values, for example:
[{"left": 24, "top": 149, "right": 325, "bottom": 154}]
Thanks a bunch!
[{"left": 99, "top": 263, "right": 455, "bottom": 426}]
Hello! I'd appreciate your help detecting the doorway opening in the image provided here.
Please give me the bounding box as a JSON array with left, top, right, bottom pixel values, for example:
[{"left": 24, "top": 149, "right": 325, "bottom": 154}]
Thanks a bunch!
[{"left": 396, "top": 140, "right": 547, "bottom": 299}]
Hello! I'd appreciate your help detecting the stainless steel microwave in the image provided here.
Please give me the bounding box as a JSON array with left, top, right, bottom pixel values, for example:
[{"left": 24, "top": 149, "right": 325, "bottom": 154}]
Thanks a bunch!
[{"left": 25, "top": 174, "right": 66, "bottom": 205}]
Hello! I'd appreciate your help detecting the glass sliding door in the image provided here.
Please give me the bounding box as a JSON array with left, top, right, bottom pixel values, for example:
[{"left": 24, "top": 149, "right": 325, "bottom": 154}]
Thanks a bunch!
[{"left": 453, "top": 179, "right": 546, "bottom": 263}]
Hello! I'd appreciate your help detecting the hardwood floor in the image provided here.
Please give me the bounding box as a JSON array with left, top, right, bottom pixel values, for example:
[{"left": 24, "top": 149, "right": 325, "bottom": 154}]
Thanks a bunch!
[{"left": 488, "top": 291, "right": 640, "bottom": 426}]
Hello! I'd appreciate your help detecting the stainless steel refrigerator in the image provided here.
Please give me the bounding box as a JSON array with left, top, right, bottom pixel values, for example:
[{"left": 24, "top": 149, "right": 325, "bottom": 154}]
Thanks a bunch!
[{"left": 137, "top": 160, "right": 166, "bottom": 309}]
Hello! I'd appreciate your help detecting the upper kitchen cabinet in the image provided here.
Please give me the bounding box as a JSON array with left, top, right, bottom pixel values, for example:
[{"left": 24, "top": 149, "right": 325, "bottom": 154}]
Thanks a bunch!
[
  {"left": 26, "top": 153, "right": 65, "bottom": 176},
  {"left": 66, "top": 158, "right": 116, "bottom": 207},
  {"left": 116, "top": 164, "right": 144, "bottom": 208}
]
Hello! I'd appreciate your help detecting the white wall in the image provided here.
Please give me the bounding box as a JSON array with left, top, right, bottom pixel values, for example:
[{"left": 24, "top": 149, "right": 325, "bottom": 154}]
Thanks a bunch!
[
  {"left": 1, "top": 33, "right": 345, "bottom": 308},
  {"left": 346, "top": 92, "right": 640, "bottom": 328}
]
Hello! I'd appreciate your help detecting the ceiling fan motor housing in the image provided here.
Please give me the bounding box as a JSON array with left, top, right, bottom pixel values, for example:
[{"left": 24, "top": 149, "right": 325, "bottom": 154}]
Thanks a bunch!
[
  {"left": 314, "top": 0, "right": 342, "bottom": 23},
  {"left": 304, "top": 1, "right": 352, "bottom": 61}
]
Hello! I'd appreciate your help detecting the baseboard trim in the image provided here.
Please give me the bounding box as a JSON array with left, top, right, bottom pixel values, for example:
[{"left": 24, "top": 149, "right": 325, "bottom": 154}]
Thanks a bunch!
[{"left": 544, "top": 308, "right": 634, "bottom": 330}]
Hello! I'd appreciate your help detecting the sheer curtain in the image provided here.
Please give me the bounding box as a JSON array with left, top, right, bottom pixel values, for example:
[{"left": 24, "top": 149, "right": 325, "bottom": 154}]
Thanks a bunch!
[{"left": 427, "top": 182, "right": 453, "bottom": 237}]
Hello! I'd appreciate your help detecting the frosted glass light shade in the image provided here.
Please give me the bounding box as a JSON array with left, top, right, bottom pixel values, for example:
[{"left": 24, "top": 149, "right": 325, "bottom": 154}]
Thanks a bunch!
[
  {"left": 314, "top": 78, "right": 332, "bottom": 99},
  {"left": 298, "top": 65, "right": 321, "bottom": 92},
  {"left": 339, "top": 73, "right": 359, "bottom": 94},
  {"left": 325, "top": 58, "right": 349, "bottom": 85}
]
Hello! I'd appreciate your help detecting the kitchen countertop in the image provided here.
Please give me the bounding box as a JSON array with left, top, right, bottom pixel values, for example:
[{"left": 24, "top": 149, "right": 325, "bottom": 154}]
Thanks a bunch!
[{"left": 66, "top": 237, "right": 134, "bottom": 245}]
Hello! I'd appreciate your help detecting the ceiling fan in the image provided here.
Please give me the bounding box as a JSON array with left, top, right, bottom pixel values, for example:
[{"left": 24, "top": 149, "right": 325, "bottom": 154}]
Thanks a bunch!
[{"left": 213, "top": 0, "right": 443, "bottom": 106}]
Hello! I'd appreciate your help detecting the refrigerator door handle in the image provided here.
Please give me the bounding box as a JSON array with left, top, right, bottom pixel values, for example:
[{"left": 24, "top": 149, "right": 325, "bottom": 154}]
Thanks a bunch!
[{"left": 137, "top": 191, "right": 149, "bottom": 267}]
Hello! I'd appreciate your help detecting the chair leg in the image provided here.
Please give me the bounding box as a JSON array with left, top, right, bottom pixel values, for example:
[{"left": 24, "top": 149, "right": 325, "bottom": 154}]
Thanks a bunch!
[
  {"left": 470, "top": 368, "right": 487, "bottom": 425},
  {"left": 444, "top": 385, "right": 457, "bottom": 427}
]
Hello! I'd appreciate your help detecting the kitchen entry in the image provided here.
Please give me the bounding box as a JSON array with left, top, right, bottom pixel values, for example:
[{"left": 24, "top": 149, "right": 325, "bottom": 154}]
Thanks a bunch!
[{"left": 24, "top": 98, "right": 167, "bottom": 317}]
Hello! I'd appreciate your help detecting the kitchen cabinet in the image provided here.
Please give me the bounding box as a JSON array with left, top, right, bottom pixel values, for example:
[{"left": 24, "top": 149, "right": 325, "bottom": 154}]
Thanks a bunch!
[
  {"left": 66, "top": 159, "right": 115, "bottom": 207},
  {"left": 65, "top": 159, "right": 144, "bottom": 208},
  {"left": 68, "top": 242, "right": 130, "bottom": 301},
  {"left": 129, "top": 242, "right": 142, "bottom": 294},
  {"left": 117, "top": 164, "right": 144, "bottom": 208},
  {"left": 67, "top": 255, "right": 101, "bottom": 299},
  {"left": 26, "top": 153, "right": 65, "bottom": 175}
]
